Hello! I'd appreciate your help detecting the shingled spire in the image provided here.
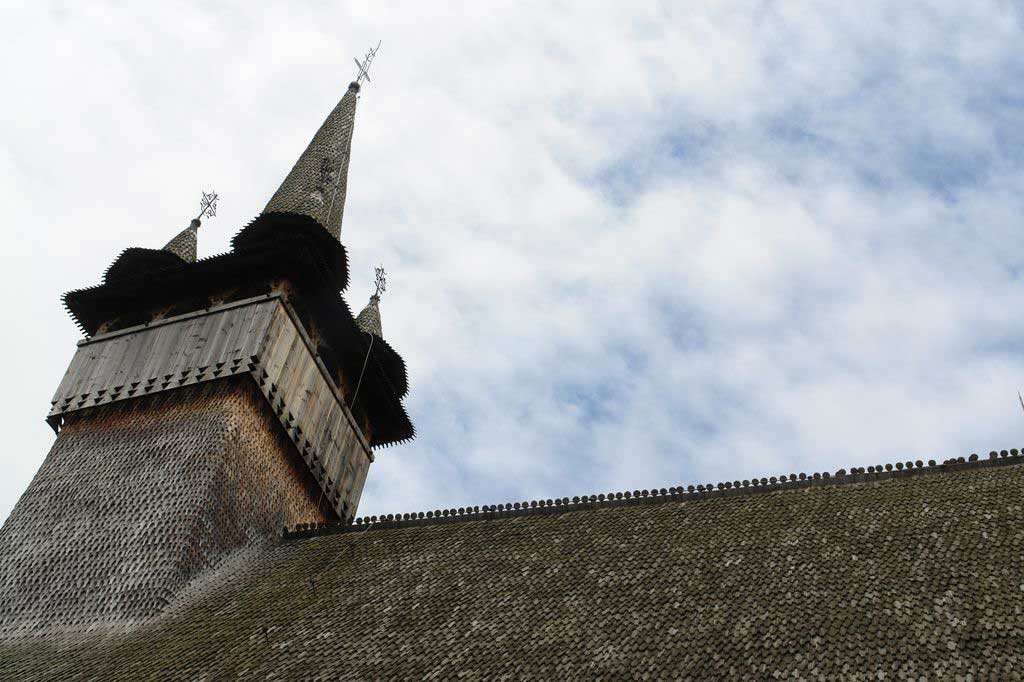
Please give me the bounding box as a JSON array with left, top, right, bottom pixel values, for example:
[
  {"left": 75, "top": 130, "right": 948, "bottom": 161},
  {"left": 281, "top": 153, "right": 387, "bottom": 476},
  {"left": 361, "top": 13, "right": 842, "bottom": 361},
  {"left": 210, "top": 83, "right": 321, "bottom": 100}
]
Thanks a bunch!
[
  {"left": 356, "top": 296, "right": 382, "bottom": 337},
  {"left": 163, "top": 191, "right": 218, "bottom": 263},
  {"left": 263, "top": 45, "right": 379, "bottom": 240},
  {"left": 263, "top": 84, "right": 357, "bottom": 239},
  {"left": 355, "top": 265, "right": 386, "bottom": 337},
  {"left": 162, "top": 219, "right": 200, "bottom": 262}
]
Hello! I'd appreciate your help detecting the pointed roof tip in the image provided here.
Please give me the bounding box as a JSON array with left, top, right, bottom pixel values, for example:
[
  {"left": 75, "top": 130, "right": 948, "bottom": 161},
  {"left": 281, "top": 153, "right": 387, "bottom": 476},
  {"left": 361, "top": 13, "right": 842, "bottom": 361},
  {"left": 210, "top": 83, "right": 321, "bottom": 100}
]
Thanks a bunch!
[
  {"left": 262, "top": 46, "right": 378, "bottom": 240},
  {"left": 162, "top": 219, "right": 201, "bottom": 263},
  {"left": 163, "top": 191, "right": 217, "bottom": 263},
  {"left": 262, "top": 83, "right": 359, "bottom": 241},
  {"left": 356, "top": 294, "right": 383, "bottom": 338}
]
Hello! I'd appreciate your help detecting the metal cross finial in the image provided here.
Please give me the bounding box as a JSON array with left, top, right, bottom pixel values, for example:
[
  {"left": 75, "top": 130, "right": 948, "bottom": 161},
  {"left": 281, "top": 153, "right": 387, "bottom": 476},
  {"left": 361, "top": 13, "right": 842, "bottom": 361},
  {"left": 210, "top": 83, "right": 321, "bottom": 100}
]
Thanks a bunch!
[
  {"left": 194, "top": 190, "right": 219, "bottom": 221},
  {"left": 373, "top": 265, "right": 387, "bottom": 298},
  {"left": 354, "top": 41, "right": 381, "bottom": 85}
]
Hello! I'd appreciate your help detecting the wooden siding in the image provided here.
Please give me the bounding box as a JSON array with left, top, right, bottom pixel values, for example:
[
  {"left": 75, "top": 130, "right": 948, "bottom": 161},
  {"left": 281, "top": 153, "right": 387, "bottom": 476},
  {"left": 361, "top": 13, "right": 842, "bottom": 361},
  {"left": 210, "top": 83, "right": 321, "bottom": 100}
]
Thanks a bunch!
[{"left": 47, "top": 294, "right": 372, "bottom": 520}]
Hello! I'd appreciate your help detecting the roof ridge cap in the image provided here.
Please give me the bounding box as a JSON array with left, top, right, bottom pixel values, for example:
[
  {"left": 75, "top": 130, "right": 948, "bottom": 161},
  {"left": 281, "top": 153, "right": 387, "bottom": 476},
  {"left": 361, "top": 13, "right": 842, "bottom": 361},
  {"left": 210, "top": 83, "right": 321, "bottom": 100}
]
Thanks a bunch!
[{"left": 283, "top": 448, "right": 1024, "bottom": 541}]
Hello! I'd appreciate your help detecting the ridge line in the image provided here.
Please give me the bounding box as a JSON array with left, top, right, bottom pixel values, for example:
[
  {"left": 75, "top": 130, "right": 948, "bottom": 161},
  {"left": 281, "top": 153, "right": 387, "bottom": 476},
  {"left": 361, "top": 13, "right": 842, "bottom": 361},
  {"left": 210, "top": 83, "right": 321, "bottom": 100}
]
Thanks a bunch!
[{"left": 283, "top": 448, "right": 1024, "bottom": 540}]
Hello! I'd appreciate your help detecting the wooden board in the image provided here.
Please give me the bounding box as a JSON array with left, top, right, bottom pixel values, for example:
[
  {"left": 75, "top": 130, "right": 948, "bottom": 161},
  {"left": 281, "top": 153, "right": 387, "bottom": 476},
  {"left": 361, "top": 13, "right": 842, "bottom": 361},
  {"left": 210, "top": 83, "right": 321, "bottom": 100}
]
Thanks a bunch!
[{"left": 47, "top": 294, "right": 372, "bottom": 519}]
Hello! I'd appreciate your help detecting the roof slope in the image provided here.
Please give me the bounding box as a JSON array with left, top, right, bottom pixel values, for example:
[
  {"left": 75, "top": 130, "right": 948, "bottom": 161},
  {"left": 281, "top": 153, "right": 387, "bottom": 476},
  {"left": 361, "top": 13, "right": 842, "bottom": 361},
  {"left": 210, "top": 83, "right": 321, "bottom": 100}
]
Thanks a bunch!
[{"left": 3, "top": 458, "right": 1024, "bottom": 680}]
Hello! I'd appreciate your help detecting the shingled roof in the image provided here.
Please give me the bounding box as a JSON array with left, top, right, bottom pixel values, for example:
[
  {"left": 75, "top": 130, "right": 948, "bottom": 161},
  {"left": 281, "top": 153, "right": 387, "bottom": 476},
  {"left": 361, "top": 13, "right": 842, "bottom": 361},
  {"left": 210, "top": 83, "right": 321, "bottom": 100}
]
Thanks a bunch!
[
  {"left": 2, "top": 452, "right": 1023, "bottom": 680},
  {"left": 161, "top": 218, "right": 201, "bottom": 263},
  {"left": 355, "top": 294, "right": 382, "bottom": 337},
  {"left": 263, "top": 82, "right": 360, "bottom": 239}
]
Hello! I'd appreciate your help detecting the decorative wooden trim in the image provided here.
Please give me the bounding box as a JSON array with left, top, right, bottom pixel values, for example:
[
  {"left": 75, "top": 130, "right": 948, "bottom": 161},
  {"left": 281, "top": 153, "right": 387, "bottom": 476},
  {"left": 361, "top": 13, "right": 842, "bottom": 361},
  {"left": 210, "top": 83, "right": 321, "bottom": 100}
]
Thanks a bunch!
[{"left": 48, "top": 296, "right": 372, "bottom": 519}]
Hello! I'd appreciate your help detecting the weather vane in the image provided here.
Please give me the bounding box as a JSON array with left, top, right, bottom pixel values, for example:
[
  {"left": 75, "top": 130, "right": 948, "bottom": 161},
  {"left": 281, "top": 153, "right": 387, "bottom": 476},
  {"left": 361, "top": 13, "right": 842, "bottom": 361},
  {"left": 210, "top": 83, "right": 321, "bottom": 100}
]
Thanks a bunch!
[
  {"left": 373, "top": 265, "right": 386, "bottom": 298},
  {"left": 354, "top": 41, "right": 381, "bottom": 85},
  {"left": 195, "top": 190, "right": 219, "bottom": 222}
]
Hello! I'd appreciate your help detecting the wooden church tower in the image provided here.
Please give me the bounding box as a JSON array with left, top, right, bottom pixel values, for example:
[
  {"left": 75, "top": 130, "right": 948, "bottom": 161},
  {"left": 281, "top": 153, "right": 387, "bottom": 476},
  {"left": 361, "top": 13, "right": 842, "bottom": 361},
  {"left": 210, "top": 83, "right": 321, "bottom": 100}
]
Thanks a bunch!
[{"left": 0, "top": 54, "right": 413, "bottom": 639}]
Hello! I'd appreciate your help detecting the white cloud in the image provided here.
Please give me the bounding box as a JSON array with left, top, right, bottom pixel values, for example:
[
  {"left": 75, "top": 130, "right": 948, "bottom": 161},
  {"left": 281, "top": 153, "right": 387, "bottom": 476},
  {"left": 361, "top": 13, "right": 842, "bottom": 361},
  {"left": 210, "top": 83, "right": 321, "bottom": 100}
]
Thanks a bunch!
[{"left": 2, "top": 1, "right": 1024, "bottom": 522}]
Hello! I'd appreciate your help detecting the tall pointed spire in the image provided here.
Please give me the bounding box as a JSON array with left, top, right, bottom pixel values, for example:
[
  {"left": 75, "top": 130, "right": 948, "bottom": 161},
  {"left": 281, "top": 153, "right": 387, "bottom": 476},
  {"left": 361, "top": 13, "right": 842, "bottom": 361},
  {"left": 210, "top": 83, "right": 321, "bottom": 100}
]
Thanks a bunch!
[
  {"left": 263, "top": 84, "right": 357, "bottom": 240},
  {"left": 355, "top": 265, "right": 386, "bottom": 337},
  {"left": 163, "top": 190, "right": 218, "bottom": 263},
  {"left": 264, "top": 44, "right": 379, "bottom": 240}
]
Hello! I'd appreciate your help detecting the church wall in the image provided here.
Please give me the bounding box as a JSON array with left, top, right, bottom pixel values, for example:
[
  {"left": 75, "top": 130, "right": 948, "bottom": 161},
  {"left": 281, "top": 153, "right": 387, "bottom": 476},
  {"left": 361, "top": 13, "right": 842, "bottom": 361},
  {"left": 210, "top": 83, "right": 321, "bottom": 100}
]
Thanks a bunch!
[{"left": 0, "top": 378, "right": 326, "bottom": 641}]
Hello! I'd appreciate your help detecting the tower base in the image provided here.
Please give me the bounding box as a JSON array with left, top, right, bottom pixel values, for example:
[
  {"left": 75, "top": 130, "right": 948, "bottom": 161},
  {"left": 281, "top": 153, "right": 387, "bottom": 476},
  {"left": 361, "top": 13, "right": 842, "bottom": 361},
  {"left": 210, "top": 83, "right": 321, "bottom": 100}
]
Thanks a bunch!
[{"left": 0, "top": 378, "right": 325, "bottom": 640}]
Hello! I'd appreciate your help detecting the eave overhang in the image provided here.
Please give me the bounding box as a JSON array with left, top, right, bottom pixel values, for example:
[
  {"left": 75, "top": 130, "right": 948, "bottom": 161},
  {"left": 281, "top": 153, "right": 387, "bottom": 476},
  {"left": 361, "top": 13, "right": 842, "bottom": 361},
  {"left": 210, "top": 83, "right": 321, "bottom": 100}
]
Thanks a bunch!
[{"left": 63, "top": 213, "right": 413, "bottom": 447}]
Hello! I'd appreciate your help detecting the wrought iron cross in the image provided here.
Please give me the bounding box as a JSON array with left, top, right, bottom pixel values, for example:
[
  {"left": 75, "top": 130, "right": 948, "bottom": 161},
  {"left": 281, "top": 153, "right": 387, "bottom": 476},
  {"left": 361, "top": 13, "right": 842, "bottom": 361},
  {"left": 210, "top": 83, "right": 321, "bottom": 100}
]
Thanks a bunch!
[
  {"left": 194, "top": 190, "right": 219, "bottom": 221},
  {"left": 374, "top": 265, "right": 386, "bottom": 298},
  {"left": 354, "top": 41, "right": 381, "bottom": 85}
]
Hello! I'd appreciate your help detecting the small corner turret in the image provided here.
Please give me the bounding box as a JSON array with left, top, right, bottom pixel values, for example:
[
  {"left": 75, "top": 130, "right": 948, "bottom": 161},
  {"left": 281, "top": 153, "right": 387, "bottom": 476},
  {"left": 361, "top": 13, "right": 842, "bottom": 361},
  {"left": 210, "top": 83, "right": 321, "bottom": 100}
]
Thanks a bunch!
[
  {"left": 161, "top": 190, "right": 218, "bottom": 263},
  {"left": 355, "top": 265, "right": 387, "bottom": 338}
]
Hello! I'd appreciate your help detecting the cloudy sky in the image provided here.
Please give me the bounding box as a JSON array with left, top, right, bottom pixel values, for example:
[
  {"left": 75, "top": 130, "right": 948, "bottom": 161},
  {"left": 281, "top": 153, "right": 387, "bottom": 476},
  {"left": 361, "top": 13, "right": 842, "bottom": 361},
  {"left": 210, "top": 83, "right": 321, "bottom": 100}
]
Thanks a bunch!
[{"left": 2, "top": 2, "right": 1024, "bottom": 522}]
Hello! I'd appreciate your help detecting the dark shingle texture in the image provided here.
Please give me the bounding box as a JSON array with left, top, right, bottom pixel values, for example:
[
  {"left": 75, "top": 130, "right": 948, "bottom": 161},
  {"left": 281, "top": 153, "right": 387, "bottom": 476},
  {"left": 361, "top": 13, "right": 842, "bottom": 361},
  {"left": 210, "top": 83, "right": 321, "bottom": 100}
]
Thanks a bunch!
[
  {"left": 355, "top": 294, "right": 382, "bottom": 337},
  {"left": 3, "top": 460, "right": 1024, "bottom": 680},
  {"left": 263, "top": 83, "right": 359, "bottom": 239},
  {"left": 0, "top": 380, "right": 325, "bottom": 641},
  {"left": 161, "top": 219, "right": 200, "bottom": 263}
]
